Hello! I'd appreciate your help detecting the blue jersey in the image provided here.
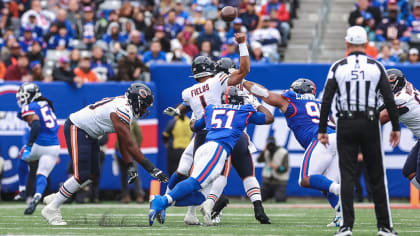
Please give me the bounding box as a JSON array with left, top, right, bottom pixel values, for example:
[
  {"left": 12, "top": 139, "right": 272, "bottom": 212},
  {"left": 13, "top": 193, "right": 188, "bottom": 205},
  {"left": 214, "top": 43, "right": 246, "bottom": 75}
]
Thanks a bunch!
[
  {"left": 18, "top": 101, "right": 59, "bottom": 146},
  {"left": 194, "top": 104, "right": 266, "bottom": 154},
  {"left": 282, "top": 90, "right": 335, "bottom": 149}
]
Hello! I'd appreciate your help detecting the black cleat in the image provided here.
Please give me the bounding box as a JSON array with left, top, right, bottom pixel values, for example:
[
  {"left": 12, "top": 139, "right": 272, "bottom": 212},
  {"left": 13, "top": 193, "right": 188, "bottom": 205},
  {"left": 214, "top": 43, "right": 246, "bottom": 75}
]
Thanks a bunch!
[
  {"left": 211, "top": 195, "right": 229, "bottom": 219},
  {"left": 24, "top": 195, "right": 41, "bottom": 215},
  {"left": 253, "top": 200, "right": 271, "bottom": 224},
  {"left": 378, "top": 227, "right": 398, "bottom": 236}
]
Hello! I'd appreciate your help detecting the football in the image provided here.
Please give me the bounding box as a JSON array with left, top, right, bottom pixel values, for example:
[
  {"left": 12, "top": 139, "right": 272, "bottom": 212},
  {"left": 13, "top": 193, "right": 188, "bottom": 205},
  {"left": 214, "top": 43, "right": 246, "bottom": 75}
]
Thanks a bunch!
[{"left": 220, "top": 6, "right": 238, "bottom": 23}]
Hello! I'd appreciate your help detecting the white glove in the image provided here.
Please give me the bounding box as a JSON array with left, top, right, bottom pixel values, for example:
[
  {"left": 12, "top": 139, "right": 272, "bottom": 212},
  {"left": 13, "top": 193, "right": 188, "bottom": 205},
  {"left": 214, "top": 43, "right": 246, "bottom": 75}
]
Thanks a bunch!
[
  {"left": 163, "top": 107, "right": 181, "bottom": 116},
  {"left": 245, "top": 95, "right": 261, "bottom": 108}
]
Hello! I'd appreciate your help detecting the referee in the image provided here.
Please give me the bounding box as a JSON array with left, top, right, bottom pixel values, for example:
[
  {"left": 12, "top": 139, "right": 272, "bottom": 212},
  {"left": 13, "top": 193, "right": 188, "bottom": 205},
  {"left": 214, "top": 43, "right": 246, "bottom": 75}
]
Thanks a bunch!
[{"left": 318, "top": 26, "right": 400, "bottom": 236}]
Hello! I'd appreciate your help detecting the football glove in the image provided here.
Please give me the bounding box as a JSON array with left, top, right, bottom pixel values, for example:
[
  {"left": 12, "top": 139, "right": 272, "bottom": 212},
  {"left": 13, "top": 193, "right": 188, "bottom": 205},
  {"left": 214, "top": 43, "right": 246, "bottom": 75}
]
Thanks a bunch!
[
  {"left": 163, "top": 107, "right": 181, "bottom": 117},
  {"left": 151, "top": 168, "right": 169, "bottom": 183},
  {"left": 19, "top": 145, "right": 32, "bottom": 162},
  {"left": 127, "top": 162, "right": 138, "bottom": 184},
  {"left": 245, "top": 95, "right": 261, "bottom": 108}
]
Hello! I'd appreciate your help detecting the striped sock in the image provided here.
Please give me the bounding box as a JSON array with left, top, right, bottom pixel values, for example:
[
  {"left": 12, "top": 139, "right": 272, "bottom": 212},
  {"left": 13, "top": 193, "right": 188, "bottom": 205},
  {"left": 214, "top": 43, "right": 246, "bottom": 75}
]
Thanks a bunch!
[
  {"left": 207, "top": 194, "right": 218, "bottom": 203},
  {"left": 244, "top": 177, "right": 262, "bottom": 202},
  {"left": 51, "top": 177, "right": 81, "bottom": 209}
]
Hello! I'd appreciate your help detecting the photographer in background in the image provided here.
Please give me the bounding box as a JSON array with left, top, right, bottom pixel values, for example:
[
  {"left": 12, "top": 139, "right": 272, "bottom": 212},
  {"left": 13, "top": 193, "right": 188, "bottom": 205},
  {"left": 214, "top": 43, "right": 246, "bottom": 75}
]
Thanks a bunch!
[{"left": 257, "top": 136, "right": 290, "bottom": 202}]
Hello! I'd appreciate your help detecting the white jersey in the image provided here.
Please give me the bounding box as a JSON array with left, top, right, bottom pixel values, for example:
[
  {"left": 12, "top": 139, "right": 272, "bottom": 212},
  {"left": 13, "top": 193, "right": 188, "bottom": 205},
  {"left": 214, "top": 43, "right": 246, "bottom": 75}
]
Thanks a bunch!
[
  {"left": 182, "top": 72, "right": 229, "bottom": 120},
  {"left": 70, "top": 96, "right": 134, "bottom": 139},
  {"left": 394, "top": 82, "right": 420, "bottom": 138}
]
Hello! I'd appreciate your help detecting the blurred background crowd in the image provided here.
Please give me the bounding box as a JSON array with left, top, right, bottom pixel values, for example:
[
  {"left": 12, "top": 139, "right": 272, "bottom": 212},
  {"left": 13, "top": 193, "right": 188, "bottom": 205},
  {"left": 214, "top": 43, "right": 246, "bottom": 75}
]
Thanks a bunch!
[{"left": 0, "top": 0, "right": 299, "bottom": 85}]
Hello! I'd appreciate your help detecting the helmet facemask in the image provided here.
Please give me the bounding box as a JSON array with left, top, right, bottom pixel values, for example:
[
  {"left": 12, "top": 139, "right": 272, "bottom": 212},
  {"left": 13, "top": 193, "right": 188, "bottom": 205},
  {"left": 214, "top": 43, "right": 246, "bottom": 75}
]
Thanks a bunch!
[{"left": 16, "top": 83, "right": 41, "bottom": 108}]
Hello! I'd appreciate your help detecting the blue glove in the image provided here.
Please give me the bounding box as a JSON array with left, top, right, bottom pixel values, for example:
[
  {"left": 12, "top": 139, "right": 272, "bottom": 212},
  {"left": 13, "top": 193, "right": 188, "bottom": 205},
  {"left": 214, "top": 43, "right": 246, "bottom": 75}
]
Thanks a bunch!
[{"left": 19, "top": 145, "right": 32, "bottom": 161}]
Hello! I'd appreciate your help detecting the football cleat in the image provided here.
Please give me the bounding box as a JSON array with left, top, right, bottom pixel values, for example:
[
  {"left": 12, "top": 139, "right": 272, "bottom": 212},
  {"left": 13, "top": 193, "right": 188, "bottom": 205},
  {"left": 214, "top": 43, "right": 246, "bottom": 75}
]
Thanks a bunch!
[
  {"left": 41, "top": 205, "right": 67, "bottom": 225},
  {"left": 14, "top": 190, "right": 26, "bottom": 201},
  {"left": 335, "top": 226, "right": 352, "bottom": 236},
  {"left": 184, "top": 206, "right": 200, "bottom": 225},
  {"left": 200, "top": 199, "right": 215, "bottom": 226},
  {"left": 24, "top": 194, "right": 41, "bottom": 215},
  {"left": 211, "top": 195, "right": 229, "bottom": 220},
  {"left": 378, "top": 227, "right": 398, "bottom": 236},
  {"left": 43, "top": 193, "right": 56, "bottom": 205},
  {"left": 253, "top": 201, "right": 271, "bottom": 224},
  {"left": 157, "top": 209, "right": 166, "bottom": 224},
  {"left": 149, "top": 195, "right": 167, "bottom": 226},
  {"left": 327, "top": 216, "right": 342, "bottom": 227},
  {"left": 212, "top": 211, "right": 222, "bottom": 224}
]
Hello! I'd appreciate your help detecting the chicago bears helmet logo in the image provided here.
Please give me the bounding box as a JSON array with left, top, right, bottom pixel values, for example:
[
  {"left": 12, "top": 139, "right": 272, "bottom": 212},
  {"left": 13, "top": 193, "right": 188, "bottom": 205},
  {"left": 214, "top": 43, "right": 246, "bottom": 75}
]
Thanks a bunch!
[{"left": 139, "top": 89, "right": 148, "bottom": 98}]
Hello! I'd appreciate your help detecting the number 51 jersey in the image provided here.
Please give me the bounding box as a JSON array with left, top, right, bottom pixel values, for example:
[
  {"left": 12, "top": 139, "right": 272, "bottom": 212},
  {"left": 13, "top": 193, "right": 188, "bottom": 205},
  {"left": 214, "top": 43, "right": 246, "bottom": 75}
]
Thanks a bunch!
[
  {"left": 281, "top": 90, "right": 335, "bottom": 149},
  {"left": 70, "top": 96, "right": 134, "bottom": 139},
  {"left": 19, "top": 101, "right": 59, "bottom": 146}
]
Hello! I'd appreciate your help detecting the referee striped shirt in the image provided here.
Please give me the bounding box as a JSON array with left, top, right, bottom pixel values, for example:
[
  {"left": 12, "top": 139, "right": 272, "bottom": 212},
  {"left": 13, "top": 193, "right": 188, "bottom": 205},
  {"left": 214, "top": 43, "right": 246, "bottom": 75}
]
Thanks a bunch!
[{"left": 318, "top": 51, "right": 400, "bottom": 133}]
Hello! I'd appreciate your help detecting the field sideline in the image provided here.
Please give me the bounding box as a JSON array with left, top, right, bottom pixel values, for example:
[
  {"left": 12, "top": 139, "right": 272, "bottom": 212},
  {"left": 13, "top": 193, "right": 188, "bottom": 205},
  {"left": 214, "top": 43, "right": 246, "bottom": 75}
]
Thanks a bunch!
[{"left": 1, "top": 202, "right": 420, "bottom": 236}]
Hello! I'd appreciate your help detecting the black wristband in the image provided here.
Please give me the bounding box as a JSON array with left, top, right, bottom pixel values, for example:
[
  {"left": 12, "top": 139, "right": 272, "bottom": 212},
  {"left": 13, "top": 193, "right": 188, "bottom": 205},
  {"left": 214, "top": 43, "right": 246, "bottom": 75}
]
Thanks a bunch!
[
  {"left": 27, "top": 119, "right": 41, "bottom": 147},
  {"left": 139, "top": 158, "right": 155, "bottom": 173}
]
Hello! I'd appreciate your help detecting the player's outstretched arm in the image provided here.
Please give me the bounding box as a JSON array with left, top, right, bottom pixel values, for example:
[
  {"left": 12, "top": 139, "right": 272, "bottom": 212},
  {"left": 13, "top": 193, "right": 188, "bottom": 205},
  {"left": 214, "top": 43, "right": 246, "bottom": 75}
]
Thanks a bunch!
[
  {"left": 163, "top": 103, "right": 188, "bottom": 117},
  {"left": 257, "top": 105, "right": 274, "bottom": 124},
  {"left": 111, "top": 113, "right": 168, "bottom": 183},
  {"left": 243, "top": 80, "right": 289, "bottom": 112},
  {"left": 228, "top": 33, "right": 250, "bottom": 86}
]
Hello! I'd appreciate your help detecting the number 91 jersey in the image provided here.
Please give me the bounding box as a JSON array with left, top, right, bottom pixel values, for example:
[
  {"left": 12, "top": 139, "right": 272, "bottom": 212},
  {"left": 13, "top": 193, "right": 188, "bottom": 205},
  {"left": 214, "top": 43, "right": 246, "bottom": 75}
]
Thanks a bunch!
[
  {"left": 19, "top": 101, "right": 59, "bottom": 146},
  {"left": 281, "top": 90, "right": 335, "bottom": 149}
]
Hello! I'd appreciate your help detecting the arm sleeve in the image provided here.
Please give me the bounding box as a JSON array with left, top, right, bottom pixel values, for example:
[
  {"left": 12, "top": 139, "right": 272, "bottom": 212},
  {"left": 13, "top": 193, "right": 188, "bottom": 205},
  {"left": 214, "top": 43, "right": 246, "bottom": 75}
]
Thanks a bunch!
[
  {"left": 248, "top": 112, "right": 266, "bottom": 125},
  {"left": 376, "top": 64, "right": 400, "bottom": 131},
  {"left": 193, "top": 116, "right": 206, "bottom": 130},
  {"left": 116, "top": 107, "right": 132, "bottom": 125},
  {"left": 27, "top": 119, "right": 41, "bottom": 147},
  {"left": 319, "top": 67, "right": 339, "bottom": 133}
]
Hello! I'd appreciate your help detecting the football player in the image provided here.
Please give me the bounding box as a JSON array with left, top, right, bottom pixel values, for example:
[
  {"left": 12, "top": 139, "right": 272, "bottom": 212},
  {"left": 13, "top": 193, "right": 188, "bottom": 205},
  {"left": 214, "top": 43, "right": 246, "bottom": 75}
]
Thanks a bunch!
[
  {"left": 243, "top": 79, "right": 342, "bottom": 227},
  {"left": 16, "top": 83, "right": 60, "bottom": 215},
  {"left": 149, "top": 86, "right": 274, "bottom": 226},
  {"left": 41, "top": 83, "right": 168, "bottom": 225},
  {"left": 380, "top": 69, "right": 420, "bottom": 191}
]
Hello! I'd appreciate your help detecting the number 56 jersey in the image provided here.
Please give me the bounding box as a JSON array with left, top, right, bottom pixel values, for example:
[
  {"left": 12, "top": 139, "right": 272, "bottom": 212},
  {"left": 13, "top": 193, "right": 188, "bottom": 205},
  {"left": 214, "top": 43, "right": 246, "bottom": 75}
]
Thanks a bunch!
[
  {"left": 19, "top": 101, "right": 59, "bottom": 146},
  {"left": 281, "top": 90, "right": 335, "bottom": 149},
  {"left": 70, "top": 96, "right": 134, "bottom": 139}
]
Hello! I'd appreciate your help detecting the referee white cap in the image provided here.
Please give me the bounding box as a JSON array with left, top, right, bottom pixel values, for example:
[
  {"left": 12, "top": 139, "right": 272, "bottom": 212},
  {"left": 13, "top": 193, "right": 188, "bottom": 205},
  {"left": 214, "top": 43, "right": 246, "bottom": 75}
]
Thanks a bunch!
[{"left": 345, "top": 26, "right": 367, "bottom": 45}]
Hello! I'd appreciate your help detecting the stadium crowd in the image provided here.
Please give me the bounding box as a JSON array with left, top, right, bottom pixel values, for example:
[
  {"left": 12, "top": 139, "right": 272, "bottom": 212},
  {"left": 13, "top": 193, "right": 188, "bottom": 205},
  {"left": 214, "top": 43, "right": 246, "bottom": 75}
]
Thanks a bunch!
[
  {"left": 348, "top": 0, "right": 420, "bottom": 65},
  {"left": 0, "top": 0, "right": 298, "bottom": 84}
]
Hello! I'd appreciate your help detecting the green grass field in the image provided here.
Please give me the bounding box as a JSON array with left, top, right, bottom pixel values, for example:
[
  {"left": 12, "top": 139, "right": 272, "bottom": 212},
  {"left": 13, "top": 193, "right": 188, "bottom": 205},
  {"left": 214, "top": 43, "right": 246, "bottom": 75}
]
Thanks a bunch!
[{"left": 1, "top": 201, "right": 419, "bottom": 235}]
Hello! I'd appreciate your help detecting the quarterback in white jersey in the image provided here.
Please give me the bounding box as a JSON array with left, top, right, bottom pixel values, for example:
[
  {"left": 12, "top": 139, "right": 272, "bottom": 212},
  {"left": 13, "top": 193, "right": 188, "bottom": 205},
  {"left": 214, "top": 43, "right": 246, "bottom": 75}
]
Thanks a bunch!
[
  {"left": 380, "top": 69, "right": 420, "bottom": 191},
  {"left": 41, "top": 83, "right": 168, "bottom": 226}
]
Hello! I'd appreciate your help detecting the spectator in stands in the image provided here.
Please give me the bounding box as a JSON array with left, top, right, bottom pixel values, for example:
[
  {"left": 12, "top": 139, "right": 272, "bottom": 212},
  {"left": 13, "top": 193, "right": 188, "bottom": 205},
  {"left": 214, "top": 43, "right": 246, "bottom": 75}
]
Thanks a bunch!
[
  {"left": 21, "top": 0, "right": 55, "bottom": 33},
  {"left": 260, "top": 0, "right": 290, "bottom": 25},
  {"left": 174, "top": 0, "right": 189, "bottom": 26},
  {"left": 162, "top": 109, "right": 193, "bottom": 176},
  {"left": 47, "top": 26, "right": 74, "bottom": 50},
  {"left": 69, "top": 49, "right": 80, "bottom": 70},
  {"left": 199, "top": 40, "right": 218, "bottom": 61},
  {"left": 116, "top": 44, "right": 150, "bottom": 81},
  {"left": 239, "top": 0, "right": 259, "bottom": 32},
  {"left": 165, "top": 9, "right": 184, "bottom": 39},
  {"left": 363, "top": 13, "right": 377, "bottom": 42},
  {"left": 178, "top": 22, "right": 199, "bottom": 58},
  {"left": 251, "top": 16, "right": 281, "bottom": 62},
  {"left": 192, "top": 0, "right": 218, "bottom": 20},
  {"left": 168, "top": 39, "right": 191, "bottom": 63},
  {"left": 390, "top": 38, "right": 406, "bottom": 60},
  {"left": 80, "top": 6, "right": 96, "bottom": 49},
  {"left": 404, "top": 48, "right": 420, "bottom": 64},
  {"left": 91, "top": 45, "right": 114, "bottom": 82},
  {"left": 20, "top": 13, "right": 43, "bottom": 39},
  {"left": 225, "top": 18, "right": 248, "bottom": 43},
  {"left": 4, "top": 42, "right": 22, "bottom": 67},
  {"left": 143, "top": 40, "right": 167, "bottom": 65},
  {"left": 377, "top": 44, "right": 399, "bottom": 65},
  {"left": 133, "top": 11, "right": 154, "bottom": 42},
  {"left": 348, "top": 0, "right": 381, "bottom": 27},
  {"left": 74, "top": 55, "right": 98, "bottom": 83},
  {"left": 127, "top": 30, "right": 145, "bottom": 53},
  {"left": 251, "top": 41, "right": 270, "bottom": 63},
  {"left": 4, "top": 54, "right": 29, "bottom": 81},
  {"left": 53, "top": 55, "right": 77, "bottom": 83},
  {"left": 191, "top": 6, "right": 206, "bottom": 32},
  {"left": 153, "top": 25, "right": 171, "bottom": 52},
  {"left": 43, "top": 22, "right": 59, "bottom": 44},
  {"left": 257, "top": 136, "right": 290, "bottom": 202},
  {"left": 0, "top": 60, "right": 6, "bottom": 79},
  {"left": 55, "top": 8, "right": 76, "bottom": 38},
  {"left": 197, "top": 20, "right": 222, "bottom": 53},
  {"left": 376, "top": 0, "right": 410, "bottom": 42},
  {"left": 406, "top": 1, "right": 420, "bottom": 34},
  {"left": 27, "top": 41, "right": 43, "bottom": 65},
  {"left": 19, "top": 27, "right": 38, "bottom": 53},
  {"left": 222, "top": 38, "right": 240, "bottom": 65},
  {"left": 269, "top": 8, "right": 290, "bottom": 45},
  {"left": 382, "top": 0, "right": 410, "bottom": 21},
  {"left": 67, "top": 0, "right": 82, "bottom": 34},
  {"left": 102, "top": 22, "right": 129, "bottom": 50},
  {"left": 30, "top": 60, "right": 45, "bottom": 81}
]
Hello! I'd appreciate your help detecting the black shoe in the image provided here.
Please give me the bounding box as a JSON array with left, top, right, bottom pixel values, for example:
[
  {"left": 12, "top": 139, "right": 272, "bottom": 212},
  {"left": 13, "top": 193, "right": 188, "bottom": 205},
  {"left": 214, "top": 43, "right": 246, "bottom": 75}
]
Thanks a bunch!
[
  {"left": 253, "top": 200, "right": 271, "bottom": 224},
  {"left": 211, "top": 195, "right": 229, "bottom": 219},
  {"left": 378, "top": 227, "right": 398, "bottom": 236},
  {"left": 24, "top": 195, "right": 41, "bottom": 215},
  {"left": 335, "top": 226, "right": 352, "bottom": 236}
]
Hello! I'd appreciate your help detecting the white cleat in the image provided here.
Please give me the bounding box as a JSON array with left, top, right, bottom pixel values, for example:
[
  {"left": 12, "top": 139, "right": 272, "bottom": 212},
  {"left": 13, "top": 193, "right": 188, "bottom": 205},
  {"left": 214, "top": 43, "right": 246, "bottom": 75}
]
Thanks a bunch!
[
  {"left": 41, "top": 204, "right": 67, "bottom": 226},
  {"left": 43, "top": 193, "right": 56, "bottom": 205},
  {"left": 212, "top": 211, "right": 222, "bottom": 224},
  {"left": 327, "top": 216, "right": 342, "bottom": 227},
  {"left": 200, "top": 199, "right": 214, "bottom": 226},
  {"left": 184, "top": 212, "right": 200, "bottom": 225}
]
